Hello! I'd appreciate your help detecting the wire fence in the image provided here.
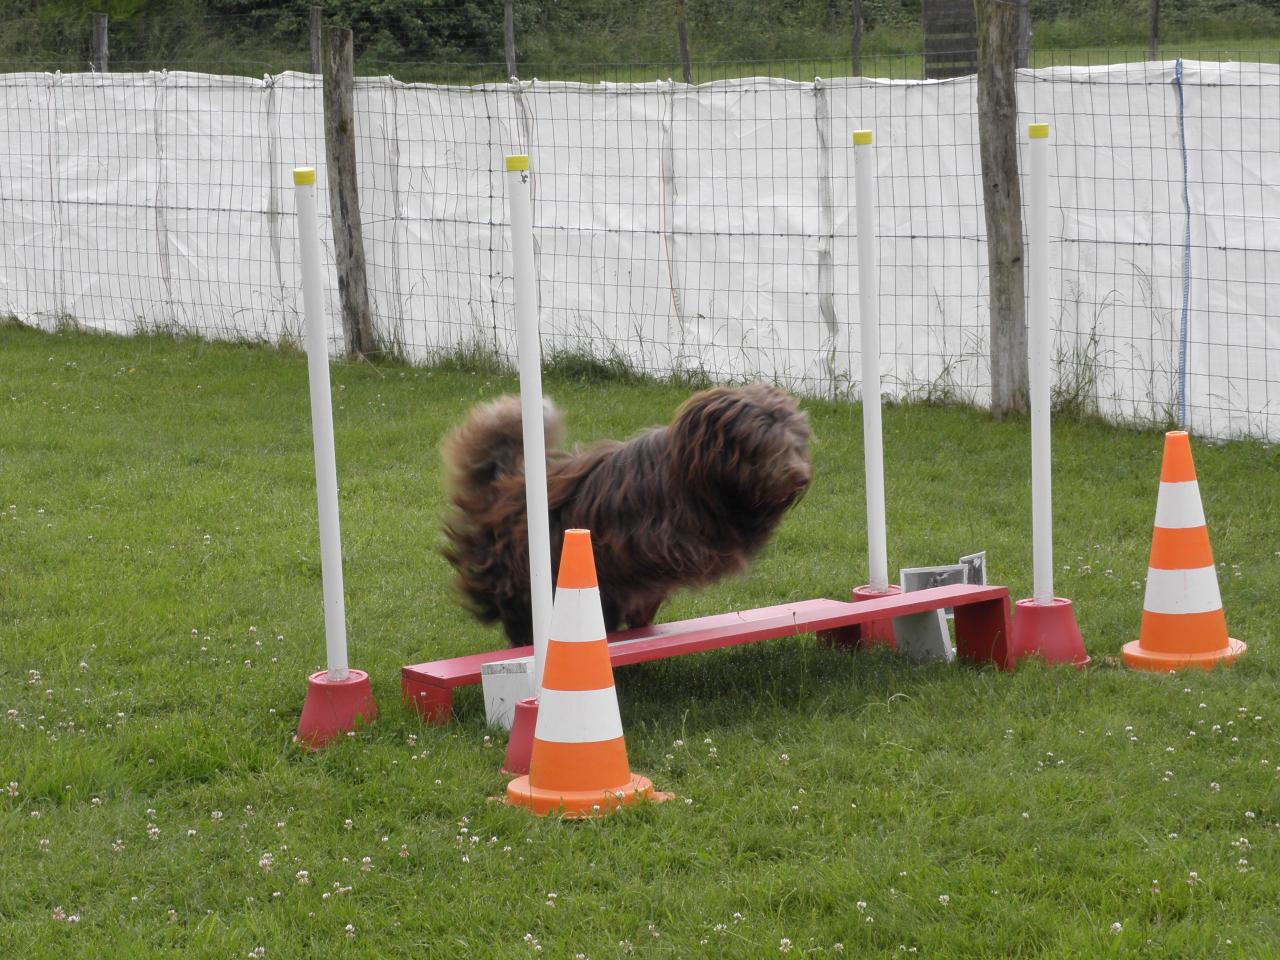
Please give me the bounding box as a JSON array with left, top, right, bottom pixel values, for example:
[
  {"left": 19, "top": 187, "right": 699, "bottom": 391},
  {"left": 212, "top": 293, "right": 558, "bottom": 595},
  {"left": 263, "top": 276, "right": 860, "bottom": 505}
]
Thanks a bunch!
[{"left": 1, "top": 57, "right": 1278, "bottom": 441}]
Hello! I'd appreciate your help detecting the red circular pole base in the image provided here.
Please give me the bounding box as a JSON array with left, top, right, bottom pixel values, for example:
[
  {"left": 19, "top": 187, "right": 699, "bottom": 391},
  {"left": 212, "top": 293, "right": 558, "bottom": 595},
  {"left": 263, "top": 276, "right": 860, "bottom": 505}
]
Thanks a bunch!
[
  {"left": 500, "top": 697, "right": 539, "bottom": 775},
  {"left": 1010, "top": 598, "right": 1090, "bottom": 668},
  {"left": 851, "top": 583, "right": 902, "bottom": 649},
  {"left": 296, "top": 669, "right": 377, "bottom": 750}
]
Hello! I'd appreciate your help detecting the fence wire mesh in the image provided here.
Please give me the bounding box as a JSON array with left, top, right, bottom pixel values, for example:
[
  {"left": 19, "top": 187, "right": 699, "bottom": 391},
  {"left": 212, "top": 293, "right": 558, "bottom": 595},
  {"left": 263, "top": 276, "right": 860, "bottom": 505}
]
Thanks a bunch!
[{"left": 1, "top": 57, "right": 1278, "bottom": 441}]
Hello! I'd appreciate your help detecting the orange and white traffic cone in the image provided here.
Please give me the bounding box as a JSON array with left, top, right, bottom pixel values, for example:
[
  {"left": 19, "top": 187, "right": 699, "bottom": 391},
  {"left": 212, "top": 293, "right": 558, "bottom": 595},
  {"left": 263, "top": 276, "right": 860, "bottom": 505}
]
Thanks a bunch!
[
  {"left": 1122, "top": 431, "right": 1245, "bottom": 671},
  {"left": 506, "top": 529, "right": 673, "bottom": 817}
]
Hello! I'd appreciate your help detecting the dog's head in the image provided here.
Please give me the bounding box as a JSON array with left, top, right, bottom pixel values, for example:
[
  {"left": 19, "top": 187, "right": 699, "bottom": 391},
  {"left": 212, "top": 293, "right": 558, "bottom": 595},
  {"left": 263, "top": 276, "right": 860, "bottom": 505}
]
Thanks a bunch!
[{"left": 667, "top": 384, "right": 812, "bottom": 515}]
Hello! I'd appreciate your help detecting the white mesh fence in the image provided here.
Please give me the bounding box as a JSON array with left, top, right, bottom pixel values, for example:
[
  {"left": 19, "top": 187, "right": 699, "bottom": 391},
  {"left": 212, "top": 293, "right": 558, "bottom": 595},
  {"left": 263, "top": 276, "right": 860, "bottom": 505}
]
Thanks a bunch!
[{"left": 1, "top": 61, "right": 1277, "bottom": 440}]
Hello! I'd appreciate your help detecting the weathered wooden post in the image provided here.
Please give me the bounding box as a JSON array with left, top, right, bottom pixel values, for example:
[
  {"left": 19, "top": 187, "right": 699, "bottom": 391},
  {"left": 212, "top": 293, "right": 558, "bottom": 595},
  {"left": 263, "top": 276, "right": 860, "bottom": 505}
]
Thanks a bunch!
[
  {"left": 1016, "top": 0, "right": 1031, "bottom": 69},
  {"left": 975, "top": 0, "right": 1029, "bottom": 417},
  {"left": 322, "top": 25, "right": 377, "bottom": 359},
  {"left": 92, "top": 13, "right": 109, "bottom": 73},
  {"left": 310, "top": 6, "right": 323, "bottom": 74},
  {"left": 504, "top": 0, "right": 517, "bottom": 78},
  {"left": 677, "top": 0, "right": 693, "bottom": 84}
]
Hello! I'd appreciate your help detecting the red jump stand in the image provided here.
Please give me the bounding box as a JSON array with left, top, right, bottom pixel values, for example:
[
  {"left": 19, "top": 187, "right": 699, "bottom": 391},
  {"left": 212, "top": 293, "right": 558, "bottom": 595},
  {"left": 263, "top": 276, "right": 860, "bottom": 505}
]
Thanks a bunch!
[
  {"left": 500, "top": 696, "right": 538, "bottom": 775},
  {"left": 851, "top": 583, "right": 902, "bottom": 648},
  {"left": 1009, "top": 598, "right": 1089, "bottom": 668},
  {"left": 1011, "top": 124, "right": 1088, "bottom": 671},
  {"left": 296, "top": 670, "right": 377, "bottom": 749},
  {"left": 291, "top": 167, "right": 377, "bottom": 749}
]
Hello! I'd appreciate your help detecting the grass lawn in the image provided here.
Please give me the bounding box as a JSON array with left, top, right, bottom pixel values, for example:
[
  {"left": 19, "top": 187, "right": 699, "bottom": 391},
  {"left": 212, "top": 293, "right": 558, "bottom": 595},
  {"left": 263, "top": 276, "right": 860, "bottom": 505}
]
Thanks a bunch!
[
  {"left": 374, "top": 39, "right": 1280, "bottom": 85},
  {"left": 1, "top": 322, "right": 1278, "bottom": 958},
  {"left": 10, "top": 33, "right": 1280, "bottom": 83},
  {"left": 663, "top": 40, "right": 1280, "bottom": 83}
]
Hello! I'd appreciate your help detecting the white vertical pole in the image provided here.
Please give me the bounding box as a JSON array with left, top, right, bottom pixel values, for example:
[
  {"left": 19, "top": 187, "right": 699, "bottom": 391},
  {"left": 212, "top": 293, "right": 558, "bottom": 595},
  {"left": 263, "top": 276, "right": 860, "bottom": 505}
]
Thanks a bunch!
[
  {"left": 293, "top": 167, "right": 349, "bottom": 681},
  {"left": 853, "top": 130, "right": 889, "bottom": 593},
  {"left": 505, "top": 154, "right": 553, "bottom": 692},
  {"left": 1028, "top": 123, "right": 1054, "bottom": 605}
]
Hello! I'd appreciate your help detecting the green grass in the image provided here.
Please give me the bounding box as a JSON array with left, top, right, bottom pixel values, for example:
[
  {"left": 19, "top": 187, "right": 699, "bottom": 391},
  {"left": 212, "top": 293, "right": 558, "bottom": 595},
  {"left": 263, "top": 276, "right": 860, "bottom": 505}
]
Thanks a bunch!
[
  {"left": 1, "top": 323, "right": 1278, "bottom": 958},
  {"left": 354, "top": 38, "right": 1280, "bottom": 85},
  {"left": 9, "top": 14, "right": 1280, "bottom": 83}
]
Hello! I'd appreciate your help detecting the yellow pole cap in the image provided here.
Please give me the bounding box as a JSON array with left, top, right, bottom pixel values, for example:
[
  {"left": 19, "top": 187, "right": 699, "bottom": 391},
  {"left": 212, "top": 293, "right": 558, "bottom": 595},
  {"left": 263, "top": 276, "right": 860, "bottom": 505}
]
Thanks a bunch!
[
  {"left": 1029, "top": 123, "right": 1050, "bottom": 140},
  {"left": 852, "top": 130, "right": 873, "bottom": 145},
  {"left": 293, "top": 167, "right": 317, "bottom": 186},
  {"left": 505, "top": 154, "right": 529, "bottom": 172}
]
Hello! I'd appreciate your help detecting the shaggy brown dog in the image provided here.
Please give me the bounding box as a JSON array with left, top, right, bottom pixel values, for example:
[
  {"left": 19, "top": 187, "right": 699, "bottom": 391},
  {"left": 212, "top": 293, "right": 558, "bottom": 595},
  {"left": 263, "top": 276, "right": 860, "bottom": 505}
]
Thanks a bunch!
[{"left": 441, "top": 384, "right": 812, "bottom": 646}]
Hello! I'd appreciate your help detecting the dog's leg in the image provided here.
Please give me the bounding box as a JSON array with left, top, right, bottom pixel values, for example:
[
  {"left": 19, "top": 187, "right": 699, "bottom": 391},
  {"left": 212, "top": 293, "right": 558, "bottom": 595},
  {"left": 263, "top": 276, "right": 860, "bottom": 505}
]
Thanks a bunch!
[{"left": 500, "top": 603, "right": 534, "bottom": 648}]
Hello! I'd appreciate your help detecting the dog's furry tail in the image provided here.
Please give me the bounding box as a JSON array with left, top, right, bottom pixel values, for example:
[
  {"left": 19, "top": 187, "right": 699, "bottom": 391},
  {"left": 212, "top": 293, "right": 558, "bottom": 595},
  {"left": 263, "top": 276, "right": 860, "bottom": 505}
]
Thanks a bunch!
[{"left": 442, "top": 395, "right": 565, "bottom": 510}]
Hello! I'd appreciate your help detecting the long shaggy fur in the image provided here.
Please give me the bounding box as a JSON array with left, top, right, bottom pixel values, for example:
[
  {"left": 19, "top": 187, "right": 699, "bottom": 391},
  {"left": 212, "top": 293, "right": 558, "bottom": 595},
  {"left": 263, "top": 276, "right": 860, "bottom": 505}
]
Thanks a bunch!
[{"left": 441, "top": 384, "right": 812, "bottom": 646}]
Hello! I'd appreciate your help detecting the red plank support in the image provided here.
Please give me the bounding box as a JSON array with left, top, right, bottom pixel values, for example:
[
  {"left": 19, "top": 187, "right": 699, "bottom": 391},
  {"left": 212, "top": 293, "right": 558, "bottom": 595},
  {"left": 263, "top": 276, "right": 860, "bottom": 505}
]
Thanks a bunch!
[
  {"left": 403, "top": 584, "right": 1013, "bottom": 724},
  {"left": 954, "top": 591, "right": 1014, "bottom": 668},
  {"left": 402, "top": 680, "right": 453, "bottom": 724}
]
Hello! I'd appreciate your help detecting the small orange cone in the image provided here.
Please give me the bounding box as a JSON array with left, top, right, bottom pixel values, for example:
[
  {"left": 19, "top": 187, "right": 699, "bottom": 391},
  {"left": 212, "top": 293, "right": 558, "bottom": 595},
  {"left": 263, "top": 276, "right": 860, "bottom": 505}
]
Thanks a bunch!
[
  {"left": 1122, "top": 431, "right": 1245, "bottom": 671},
  {"left": 506, "top": 529, "right": 672, "bottom": 817}
]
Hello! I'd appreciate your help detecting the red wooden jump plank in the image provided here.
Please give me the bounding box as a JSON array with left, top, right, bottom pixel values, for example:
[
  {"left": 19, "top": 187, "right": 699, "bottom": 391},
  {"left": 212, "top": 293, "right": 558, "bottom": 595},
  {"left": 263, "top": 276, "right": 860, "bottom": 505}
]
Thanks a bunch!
[
  {"left": 603, "top": 586, "right": 1005, "bottom": 666},
  {"left": 604, "top": 608, "right": 854, "bottom": 667},
  {"left": 405, "top": 645, "right": 534, "bottom": 684},
  {"left": 402, "top": 585, "right": 1007, "bottom": 690},
  {"left": 401, "top": 598, "right": 848, "bottom": 687}
]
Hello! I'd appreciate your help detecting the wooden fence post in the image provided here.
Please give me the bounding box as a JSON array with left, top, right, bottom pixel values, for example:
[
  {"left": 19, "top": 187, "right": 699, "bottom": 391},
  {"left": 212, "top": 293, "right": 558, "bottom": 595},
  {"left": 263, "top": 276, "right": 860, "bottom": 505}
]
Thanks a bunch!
[
  {"left": 1016, "top": 0, "right": 1031, "bottom": 68},
  {"left": 851, "top": 0, "right": 864, "bottom": 76},
  {"left": 504, "top": 0, "right": 517, "bottom": 78},
  {"left": 310, "top": 6, "right": 323, "bottom": 74},
  {"left": 322, "top": 26, "right": 377, "bottom": 359},
  {"left": 676, "top": 0, "right": 693, "bottom": 84},
  {"left": 975, "top": 0, "right": 1029, "bottom": 417},
  {"left": 92, "top": 13, "right": 109, "bottom": 72}
]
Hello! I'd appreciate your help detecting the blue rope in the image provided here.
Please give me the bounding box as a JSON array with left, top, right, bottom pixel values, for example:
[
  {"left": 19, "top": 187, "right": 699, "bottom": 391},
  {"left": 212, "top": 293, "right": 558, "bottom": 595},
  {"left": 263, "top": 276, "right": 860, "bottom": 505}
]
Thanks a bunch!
[{"left": 1174, "top": 58, "right": 1192, "bottom": 429}]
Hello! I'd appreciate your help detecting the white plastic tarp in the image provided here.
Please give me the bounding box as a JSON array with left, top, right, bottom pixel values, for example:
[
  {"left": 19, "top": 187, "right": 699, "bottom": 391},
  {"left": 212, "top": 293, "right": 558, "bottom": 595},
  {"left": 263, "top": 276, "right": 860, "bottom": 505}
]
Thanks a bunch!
[{"left": 1, "top": 63, "right": 1277, "bottom": 440}]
